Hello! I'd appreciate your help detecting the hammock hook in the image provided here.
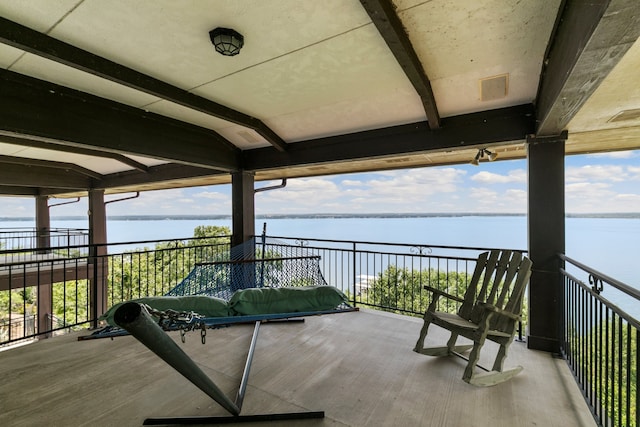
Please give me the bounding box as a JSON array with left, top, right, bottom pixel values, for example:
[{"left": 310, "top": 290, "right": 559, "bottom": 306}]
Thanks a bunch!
[{"left": 200, "top": 322, "right": 207, "bottom": 345}]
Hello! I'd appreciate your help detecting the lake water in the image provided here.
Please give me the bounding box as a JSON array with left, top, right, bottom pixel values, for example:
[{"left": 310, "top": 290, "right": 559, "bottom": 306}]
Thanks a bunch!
[{"left": 2, "top": 215, "right": 638, "bottom": 315}]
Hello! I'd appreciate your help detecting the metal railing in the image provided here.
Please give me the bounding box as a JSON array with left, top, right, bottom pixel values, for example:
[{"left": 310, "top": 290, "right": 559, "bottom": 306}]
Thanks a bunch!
[
  {"left": 258, "top": 235, "right": 526, "bottom": 318},
  {"left": 0, "top": 227, "right": 89, "bottom": 250},
  {"left": 0, "top": 314, "right": 35, "bottom": 345},
  {"left": 0, "top": 227, "right": 89, "bottom": 263},
  {"left": 560, "top": 254, "right": 639, "bottom": 427},
  {"left": 105, "top": 239, "right": 231, "bottom": 305},
  {"left": 1, "top": 234, "right": 521, "bottom": 345},
  {"left": 0, "top": 235, "right": 231, "bottom": 345}
]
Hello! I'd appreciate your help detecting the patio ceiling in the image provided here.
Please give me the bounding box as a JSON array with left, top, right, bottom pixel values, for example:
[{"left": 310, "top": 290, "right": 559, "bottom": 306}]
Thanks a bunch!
[{"left": 0, "top": 0, "right": 639, "bottom": 197}]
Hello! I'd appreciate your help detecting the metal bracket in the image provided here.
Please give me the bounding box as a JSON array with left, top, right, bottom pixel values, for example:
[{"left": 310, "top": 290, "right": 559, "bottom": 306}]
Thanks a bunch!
[{"left": 526, "top": 130, "right": 568, "bottom": 144}]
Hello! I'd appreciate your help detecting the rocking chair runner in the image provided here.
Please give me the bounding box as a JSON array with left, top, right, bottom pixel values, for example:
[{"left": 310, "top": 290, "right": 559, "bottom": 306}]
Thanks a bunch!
[{"left": 413, "top": 250, "right": 533, "bottom": 386}]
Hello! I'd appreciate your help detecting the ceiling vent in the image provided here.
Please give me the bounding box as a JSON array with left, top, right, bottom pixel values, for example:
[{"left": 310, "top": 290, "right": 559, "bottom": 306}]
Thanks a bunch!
[
  {"left": 479, "top": 74, "right": 509, "bottom": 101},
  {"left": 608, "top": 108, "right": 640, "bottom": 123}
]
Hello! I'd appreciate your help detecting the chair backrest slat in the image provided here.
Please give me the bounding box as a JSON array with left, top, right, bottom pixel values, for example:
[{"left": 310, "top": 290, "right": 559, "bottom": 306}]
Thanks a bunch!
[
  {"left": 458, "top": 250, "right": 532, "bottom": 333},
  {"left": 485, "top": 250, "right": 512, "bottom": 306},
  {"left": 458, "top": 251, "right": 489, "bottom": 319},
  {"left": 476, "top": 250, "right": 501, "bottom": 305},
  {"left": 495, "top": 252, "right": 522, "bottom": 309}
]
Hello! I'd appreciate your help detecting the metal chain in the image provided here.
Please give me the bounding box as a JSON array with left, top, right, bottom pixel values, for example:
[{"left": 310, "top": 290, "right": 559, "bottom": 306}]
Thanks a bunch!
[
  {"left": 139, "top": 305, "right": 218, "bottom": 346},
  {"left": 142, "top": 304, "right": 204, "bottom": 331}
]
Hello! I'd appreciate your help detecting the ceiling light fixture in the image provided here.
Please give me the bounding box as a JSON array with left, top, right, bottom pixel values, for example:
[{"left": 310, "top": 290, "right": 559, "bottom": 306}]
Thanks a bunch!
[
  {"left": 470, "top": 148, "right": 498, "bottom": 166},
  {"left": 209, "top": 27, "right": 244, "bottom": 56}
]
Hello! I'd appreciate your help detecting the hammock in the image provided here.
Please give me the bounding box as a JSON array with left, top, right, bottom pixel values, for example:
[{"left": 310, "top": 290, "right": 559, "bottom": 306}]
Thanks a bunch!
[
  {"left": 84, "top": 236, "right": 353, "bottom": 338},
  {"left": 84, "top": 235, "right": 356, "bottom": 423}
]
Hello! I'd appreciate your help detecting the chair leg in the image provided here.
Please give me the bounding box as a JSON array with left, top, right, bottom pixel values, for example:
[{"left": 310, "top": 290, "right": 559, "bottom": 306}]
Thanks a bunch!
[
  {"left": 492, "top": 342, "right": 510, "bottom": 372},
  {"left": 446, "top": 333, "right": 458, "bottom": 353},
  {"left": 462, "top": 334, "right": 486, "bottom": 384},
  {"left": 465, "top": 338, "right": 523, "bottom": 386},
  {"left": 413, "top": 313, "right": 432, "bottom": 352}
]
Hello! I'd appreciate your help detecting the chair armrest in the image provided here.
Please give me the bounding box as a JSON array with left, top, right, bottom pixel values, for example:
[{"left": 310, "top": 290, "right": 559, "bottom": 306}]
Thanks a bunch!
[
  {"left": 423, "top": 285, "right": 465, "bottom": 303},
  {"left": 477, "top": 302, "right": 521, "bottom": 321}
]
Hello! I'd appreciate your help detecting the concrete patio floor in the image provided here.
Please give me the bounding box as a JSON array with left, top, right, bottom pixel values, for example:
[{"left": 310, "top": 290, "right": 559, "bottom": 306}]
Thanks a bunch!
[{"left": 0, "top": 309, "right": 595, "bottom": 426}]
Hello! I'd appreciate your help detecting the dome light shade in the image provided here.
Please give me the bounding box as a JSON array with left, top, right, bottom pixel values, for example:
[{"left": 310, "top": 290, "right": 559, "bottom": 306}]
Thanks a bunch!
[{"left": 209, "top": 27, "right": 244, "bottom": 56}]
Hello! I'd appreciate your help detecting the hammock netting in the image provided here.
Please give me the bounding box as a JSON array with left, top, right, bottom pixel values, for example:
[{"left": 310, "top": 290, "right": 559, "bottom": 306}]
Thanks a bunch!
[
  {"left": 165, "top": 237, "right": 329, "bottom": 300},
  {"left": 84, "top": 236, "right": 351, "bottom": 340}
]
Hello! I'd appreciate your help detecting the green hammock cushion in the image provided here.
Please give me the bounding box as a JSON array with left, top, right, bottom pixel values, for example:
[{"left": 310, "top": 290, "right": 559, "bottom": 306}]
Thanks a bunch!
[
  {"left": 100, "top": 295, "right": 230, "bottom": 326},
  {"left": 229, "top": 286, "right": 348, "bottom": 315}
]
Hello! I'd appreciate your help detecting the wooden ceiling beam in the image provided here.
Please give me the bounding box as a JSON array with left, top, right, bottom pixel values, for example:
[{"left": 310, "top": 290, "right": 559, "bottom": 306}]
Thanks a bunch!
[
  {"left": 0, "top": 155, "right": 103, "bottom": 179},
  {"left": 0, "top": 134, "right": 150, "bottom": 172},
  {"left": 0, "top": 69, "right": 241, "bottom": 172},
  {"left": 98, "top": 164, "right": 226, "bottom": 189},
  {"left": 0, "top": 185, "right": 39, "bottom": 196},
  {"left": 243, "top": 104, "right": 534, "bottom": 170},
  {"left": 360, "top": 0, "right": 440, "bottom": 129},
  {"left": 536, "top": 0, "right": 640, "bottom": 135},
  {"left": 0, "top": 17, "right": 288, "bottom": 152},
  {"left": 0, "top": 163, "right": 91, "bottom": 190}
]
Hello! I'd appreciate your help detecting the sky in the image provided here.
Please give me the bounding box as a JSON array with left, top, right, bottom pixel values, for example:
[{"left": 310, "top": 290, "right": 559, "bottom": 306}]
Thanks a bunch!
[{"left": 1, "top": 150, "right": 639, "bottom": 218}]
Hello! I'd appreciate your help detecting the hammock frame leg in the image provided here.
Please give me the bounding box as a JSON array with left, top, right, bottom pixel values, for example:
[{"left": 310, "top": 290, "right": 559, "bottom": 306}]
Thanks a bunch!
[
  {"left": 142, "top": 411, "right": 325, "bottom": 425},
  {"left": 114, "top": 303, "right": 326, "bottom": 425}
]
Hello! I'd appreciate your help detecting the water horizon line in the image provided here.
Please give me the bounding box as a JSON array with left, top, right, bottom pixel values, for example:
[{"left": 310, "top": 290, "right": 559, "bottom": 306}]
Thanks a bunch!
[{"left": 2, "top": 212, "right": 640, "bottom": 222}]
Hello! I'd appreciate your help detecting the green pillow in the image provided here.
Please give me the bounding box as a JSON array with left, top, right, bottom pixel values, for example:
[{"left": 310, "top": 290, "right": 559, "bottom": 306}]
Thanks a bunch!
[
  {"left": 229, "top": 286, "right": 348, "bottom": 316},
  {"left": 100, "top": 295, "right": 230, "bottom": 326}
]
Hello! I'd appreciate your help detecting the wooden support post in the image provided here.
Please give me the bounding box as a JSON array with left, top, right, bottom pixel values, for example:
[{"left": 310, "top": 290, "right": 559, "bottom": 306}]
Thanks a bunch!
[
  {"left": 231, "top": 171, "right": 256, "bottom": 288},
  {"left": 35, "top": 195, "right": 51, "bottom": 338},
  {"left": 231, "top": 171, "right": 255, "bottom": 249},
  {"left": 527, "top": 136, "right": 566, "bottom": 352},
  {"left": 88, "top": 189, "right": 108, "bottom": 325},
  {"left": 35, "top": 195, "right": 50, "bottom": 252}
]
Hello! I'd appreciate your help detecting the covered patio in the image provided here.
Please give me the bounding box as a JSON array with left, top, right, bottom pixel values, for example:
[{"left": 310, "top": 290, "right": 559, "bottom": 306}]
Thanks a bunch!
[
  {"left": 0, "top": 309, "right": 595, "bottom": 426},
  {"left": 1, "top": 1, "right": 639, "bottom": 425}
]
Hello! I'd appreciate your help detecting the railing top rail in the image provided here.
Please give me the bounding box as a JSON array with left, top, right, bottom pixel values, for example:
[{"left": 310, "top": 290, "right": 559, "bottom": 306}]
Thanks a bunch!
[
  {"left": 0, "top": 254, "right": 87, "bottom": 268},
  {"left": 0, "top": 235, "right": 232, "bottom": 256},
  {"left": 561, "top": 267, "right": 640, "bottom": 329},
  {"left": 102, "top": 235, "right": 232, "bottom": 248},
  {"left": 262, "top": 242, "right": 479, "bottom": 263},
  {"left": 0, "top": 227, "right": 88, "bottom": 232},
  {"left": 197, "top": 255, "right": 321, "bottom": 266},
  {"left": 559, "top": 253, "right": 640, "bottom": 300},
  {"left": 259, "top": 234, "right": 526, "bottom": 254},
  {"left": 0, "top": 227, "right": 36, "bottom": 233},
  {"left": 0, "top": 244, "right": 89, "bottom": 255},
  {"left": 48, "top": 228, "right": 89, "bottom": 233}
]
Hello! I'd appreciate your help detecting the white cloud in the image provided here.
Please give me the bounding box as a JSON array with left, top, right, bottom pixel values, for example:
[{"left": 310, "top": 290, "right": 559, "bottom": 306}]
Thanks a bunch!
[
  {"left": 366, "top": 168, "right": 465, "bottom": 194},
  {"left": 565, "top": 182, "right": 612, "bottom": 197},
  {"left": 565, "top": 183, "right": 622, "bottom": 213},
  {"left": 341, "top": 179, "right": 364, "bottom": 187},
  {"left": 587, "top": 151, "right": 637, "bottom": 159},
  {"left": 614, "top": 193, "right": 640, "bottom": 202},
  {"left": 470, "top": 169, "right": 526, "bottom": 184},
  {"left": 0, "top": 197, "right": 34, "bottom": 217},
  {"left": 566, "top": 165, "right": 627, "bottom": 183},
  {"left": 255, "top": 178, "right": 342, "bottom": 213},
  {"left": 628, "top": 166, "right": 640, "bottom": 179},
  {"left": 193, "top": 191, "right": 229, "bottom": 201}
]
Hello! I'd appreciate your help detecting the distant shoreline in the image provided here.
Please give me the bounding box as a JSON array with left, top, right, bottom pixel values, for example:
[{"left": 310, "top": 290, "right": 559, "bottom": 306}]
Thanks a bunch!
[{"left": 2, "top": 212, "right": 640, "bottom": 221}]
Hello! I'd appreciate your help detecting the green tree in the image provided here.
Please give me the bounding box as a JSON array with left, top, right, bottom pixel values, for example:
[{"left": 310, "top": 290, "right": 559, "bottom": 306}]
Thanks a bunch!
[
  {"left": 106, "top": 225, "right": 231, "bottom": 306},
  {"left": 365, "top": 265, "right": 471, "bottom": 315},
  {"left": 581, "top": 320, "right": 637, "bottom": 426},
  {"left": 52, "top": 280, "right": 89, "bottom": 327}
]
